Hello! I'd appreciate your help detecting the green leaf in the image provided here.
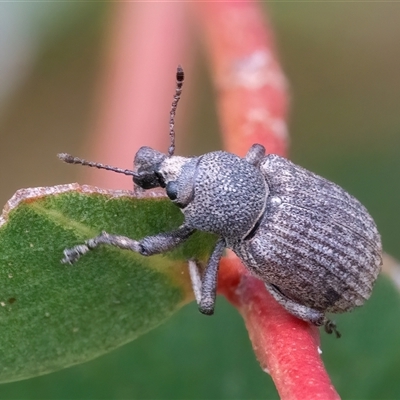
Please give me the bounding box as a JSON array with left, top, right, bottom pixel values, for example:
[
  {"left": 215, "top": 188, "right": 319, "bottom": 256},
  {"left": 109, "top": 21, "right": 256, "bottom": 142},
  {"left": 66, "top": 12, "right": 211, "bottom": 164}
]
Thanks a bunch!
[{"left": 0, "top": 184, "right": 217, "bottom": 383}]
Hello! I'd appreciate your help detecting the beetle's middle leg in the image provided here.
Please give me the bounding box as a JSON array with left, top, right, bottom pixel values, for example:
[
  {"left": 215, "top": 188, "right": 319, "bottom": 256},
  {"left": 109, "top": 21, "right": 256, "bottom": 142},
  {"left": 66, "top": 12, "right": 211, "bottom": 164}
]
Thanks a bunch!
[
  {"left": 188, "top": 238, "right": 225, "bottom": 316},
  {"left": 62, "top": 224, "right": 194, "bottom": 264},
  {"left": 265, "top": 282, "right": 341, "bottom": 338},
  {"left": 244, "top": 144, "right": 266, "bottom": 167}
]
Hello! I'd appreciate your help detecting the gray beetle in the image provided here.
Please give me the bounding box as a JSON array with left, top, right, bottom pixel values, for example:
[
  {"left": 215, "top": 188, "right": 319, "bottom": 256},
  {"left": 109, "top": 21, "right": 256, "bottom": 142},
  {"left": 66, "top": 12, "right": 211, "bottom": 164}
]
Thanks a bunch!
[{"left": 59, "top": 66, "right": 382, "bottom": 337}]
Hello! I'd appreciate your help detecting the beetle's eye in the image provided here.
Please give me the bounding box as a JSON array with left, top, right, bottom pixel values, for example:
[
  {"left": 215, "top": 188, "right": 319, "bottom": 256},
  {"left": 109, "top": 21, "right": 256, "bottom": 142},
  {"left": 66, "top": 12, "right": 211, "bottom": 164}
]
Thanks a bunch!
[
  {"left": 155, "top": 171, "right": 166, "bottom": 188},
  {"left": 166, "top": 181, "right": 178, "bottom": 201}
]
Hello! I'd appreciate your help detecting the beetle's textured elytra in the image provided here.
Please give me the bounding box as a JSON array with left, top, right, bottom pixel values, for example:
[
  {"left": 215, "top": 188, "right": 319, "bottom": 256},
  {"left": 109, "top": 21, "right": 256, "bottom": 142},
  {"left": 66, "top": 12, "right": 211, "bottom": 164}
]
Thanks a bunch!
[{"left": 59, "top": 67, "right": 382, "bottom": 337}]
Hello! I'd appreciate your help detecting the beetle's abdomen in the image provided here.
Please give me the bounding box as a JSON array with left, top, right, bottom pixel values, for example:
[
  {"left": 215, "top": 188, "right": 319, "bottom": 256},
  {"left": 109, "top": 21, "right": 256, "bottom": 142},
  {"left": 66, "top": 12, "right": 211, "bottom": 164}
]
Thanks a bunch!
[{"left": 234, "top": 154, "right": 382, "bottom": 313}]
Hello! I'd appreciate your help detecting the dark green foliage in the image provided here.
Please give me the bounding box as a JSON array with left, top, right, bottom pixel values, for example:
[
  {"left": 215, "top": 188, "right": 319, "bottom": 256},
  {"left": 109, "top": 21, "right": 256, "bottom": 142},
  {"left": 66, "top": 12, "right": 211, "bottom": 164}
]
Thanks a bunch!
[{"left": 0, "top": 188, "right": 217, "bottom": 383}]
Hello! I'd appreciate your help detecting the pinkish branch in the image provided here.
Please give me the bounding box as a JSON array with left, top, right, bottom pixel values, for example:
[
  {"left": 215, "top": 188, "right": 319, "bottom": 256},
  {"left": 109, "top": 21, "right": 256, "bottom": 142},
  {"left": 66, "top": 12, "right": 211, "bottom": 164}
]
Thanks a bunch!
[{"left": 195, "top": 2, "right": 340, "bottom": 399}]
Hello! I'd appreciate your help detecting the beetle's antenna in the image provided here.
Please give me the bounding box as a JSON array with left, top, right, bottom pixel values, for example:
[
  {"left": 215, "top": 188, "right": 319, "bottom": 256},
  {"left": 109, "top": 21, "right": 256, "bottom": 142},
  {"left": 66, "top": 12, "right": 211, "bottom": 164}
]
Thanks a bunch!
[
  {"left": 168, "top": 65, "right": 184, "bottom": 157},
  {"left": 58, "top": 153, "right": 138, "bottom": 177}
]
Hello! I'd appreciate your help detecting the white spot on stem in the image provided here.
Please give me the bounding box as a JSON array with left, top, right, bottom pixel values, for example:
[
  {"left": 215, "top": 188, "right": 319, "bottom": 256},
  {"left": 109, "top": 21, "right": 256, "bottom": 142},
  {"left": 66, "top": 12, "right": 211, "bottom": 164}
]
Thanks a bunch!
[{"left": 231, "top": 50, "right": 288, "bottom": 90}]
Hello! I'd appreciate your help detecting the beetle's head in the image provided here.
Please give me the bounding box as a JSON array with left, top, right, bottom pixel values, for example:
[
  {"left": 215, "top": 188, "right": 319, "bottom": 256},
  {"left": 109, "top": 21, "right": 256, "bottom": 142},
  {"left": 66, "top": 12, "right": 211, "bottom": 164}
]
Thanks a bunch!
[
  {"left": 132, "top": 146, "right": 167, "bottom": 189},
  {"left": 133, "top": 147, "right": 193, "bottom": 202}
]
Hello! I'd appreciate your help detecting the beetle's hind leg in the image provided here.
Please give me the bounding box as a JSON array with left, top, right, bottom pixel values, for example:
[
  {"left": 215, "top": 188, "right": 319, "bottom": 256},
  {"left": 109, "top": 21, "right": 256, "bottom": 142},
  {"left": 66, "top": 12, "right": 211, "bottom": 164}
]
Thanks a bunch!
[{"left": 265, "top": 282, "right": 341, "bottom": 338}]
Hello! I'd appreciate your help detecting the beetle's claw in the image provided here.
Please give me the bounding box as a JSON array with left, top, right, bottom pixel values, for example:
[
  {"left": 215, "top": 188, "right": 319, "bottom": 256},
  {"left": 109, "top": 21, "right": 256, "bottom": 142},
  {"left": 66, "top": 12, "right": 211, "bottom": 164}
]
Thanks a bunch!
[{"left": 324, "top": 319, "right": 341, "bottom": 338}]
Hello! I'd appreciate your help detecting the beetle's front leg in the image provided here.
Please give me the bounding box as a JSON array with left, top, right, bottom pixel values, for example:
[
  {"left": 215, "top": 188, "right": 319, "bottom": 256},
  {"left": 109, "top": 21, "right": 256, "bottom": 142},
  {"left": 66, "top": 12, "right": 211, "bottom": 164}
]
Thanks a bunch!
[
  {"left": 188, "top": 238, "right": 225, "bottom": 315},
  {"left": 62, "top": 225, "right": 195, "bottom": 264}
]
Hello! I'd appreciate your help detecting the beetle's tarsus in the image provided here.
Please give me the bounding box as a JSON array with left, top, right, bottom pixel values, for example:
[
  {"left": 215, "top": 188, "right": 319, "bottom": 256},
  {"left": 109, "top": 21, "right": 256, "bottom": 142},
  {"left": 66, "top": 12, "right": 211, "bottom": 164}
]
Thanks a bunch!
[
  {"left": 62, "top": 245, "right": 89, "bottom": 264},
  {"left": 199, "top": 304, "right": 215, "bottom": 315}
]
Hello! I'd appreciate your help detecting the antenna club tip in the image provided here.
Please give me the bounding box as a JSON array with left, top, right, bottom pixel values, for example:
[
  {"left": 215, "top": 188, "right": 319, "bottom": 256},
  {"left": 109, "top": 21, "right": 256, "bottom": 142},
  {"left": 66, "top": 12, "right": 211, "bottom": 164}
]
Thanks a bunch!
[
  {"left": 176, "top": 65, "right": 184, "bottom": 81},
  {"left": 57, "top": 153, "right": 74, "bottom": 163}
]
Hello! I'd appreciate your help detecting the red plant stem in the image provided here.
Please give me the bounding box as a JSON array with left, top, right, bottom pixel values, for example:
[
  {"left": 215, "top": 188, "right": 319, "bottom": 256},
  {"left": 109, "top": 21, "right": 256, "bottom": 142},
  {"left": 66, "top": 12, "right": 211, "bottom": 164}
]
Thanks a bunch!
[
  {"left": 219, "top": 256, "right": 340, "bottom": 400},
  {"left": 194, "top": 1, "right": 288, "bottom": 158},
  {"left": 196, "top": 2, "right": 340, "bottom": 399}
]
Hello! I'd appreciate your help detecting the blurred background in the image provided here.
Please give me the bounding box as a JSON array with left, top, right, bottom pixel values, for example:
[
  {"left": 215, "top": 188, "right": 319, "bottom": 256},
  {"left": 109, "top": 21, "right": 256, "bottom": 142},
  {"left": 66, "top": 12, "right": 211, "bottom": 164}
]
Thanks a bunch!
[{"left": 0, "top": 2, "right": 399, "bottom": 399}]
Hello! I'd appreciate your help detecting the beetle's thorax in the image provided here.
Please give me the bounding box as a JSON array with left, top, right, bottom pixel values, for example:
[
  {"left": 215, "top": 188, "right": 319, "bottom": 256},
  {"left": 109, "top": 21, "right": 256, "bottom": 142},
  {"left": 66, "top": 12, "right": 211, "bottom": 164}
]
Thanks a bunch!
[{"left": 162, "top": 151, "right": 268, "bottom": 240}]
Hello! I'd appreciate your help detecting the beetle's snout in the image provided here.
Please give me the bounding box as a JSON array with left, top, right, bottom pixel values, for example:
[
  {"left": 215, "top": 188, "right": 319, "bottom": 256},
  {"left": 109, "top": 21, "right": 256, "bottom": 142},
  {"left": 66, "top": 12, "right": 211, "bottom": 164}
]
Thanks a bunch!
[
  {"left": 132, "top": 146, "right": 167, "bottom": 189},
  {"left": 134, "top": 146, "right": 166, "bottom": 171}
]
